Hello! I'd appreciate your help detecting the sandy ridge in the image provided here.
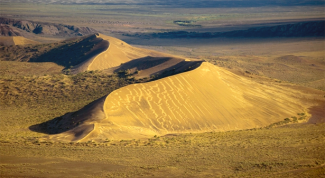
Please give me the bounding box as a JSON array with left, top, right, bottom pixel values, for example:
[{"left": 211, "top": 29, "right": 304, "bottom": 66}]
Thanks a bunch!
[{"left": 43, "top": 62, "right": 325, "bottom": 142}]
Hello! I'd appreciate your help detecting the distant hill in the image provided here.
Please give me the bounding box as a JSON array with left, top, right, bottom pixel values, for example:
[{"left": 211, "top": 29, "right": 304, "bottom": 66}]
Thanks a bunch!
[
  {"left": 0, "top": 24, "right": 21, "bottom": 36},
  {"left": 0, "top": 17, "right": 98, "bottom": 37},
  {"left": 125, "top": 21, "right": 325, "bottom": 39},
  {"left": 4, "top": 0, "right": 325, "bottom": 7}
]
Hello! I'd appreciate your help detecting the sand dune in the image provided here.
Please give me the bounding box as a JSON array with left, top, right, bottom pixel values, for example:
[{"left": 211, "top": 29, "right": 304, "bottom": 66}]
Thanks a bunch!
[
  {"left": 72, "top": 33, "right": 172, "bottom": 74},
  {"left": 1, "top": 33, "right": 197, "bottom": 76},
  {"left": 43, "top": 62, "right": 325, "bottom": 142},
  {"left": 0, "top": 36, "right": 39, "bottom": 46}
]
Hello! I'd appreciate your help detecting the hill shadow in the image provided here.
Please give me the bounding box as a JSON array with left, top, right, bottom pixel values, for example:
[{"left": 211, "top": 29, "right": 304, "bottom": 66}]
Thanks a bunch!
[
  {"left": 106, "top": 56, "right": 203, "bottom": 80},
  {"left": 125, "top": 21, "right": 325, "bottom": 39}
]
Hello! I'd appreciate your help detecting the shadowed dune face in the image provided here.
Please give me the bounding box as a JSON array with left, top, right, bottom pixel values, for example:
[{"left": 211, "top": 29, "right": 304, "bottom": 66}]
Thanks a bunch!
[
  {"left": 29, "top": 34, "right": 109, "bottom": 72},
  {"left": 30, "top": 96, "right": 107, "bottom": 141},
  {"left": 73, "top": 34, "right": 172, "bottom": 74},
  {"left": 1, "top": 33, "right": 173, "bottom": 74},
  {"left": 40, "top": 62, "right": 325, "bottom": 142},
  {"left": 104, "top": 56, "right": 203, "bottom": 79},
  {"left": 0, "top": 34, "right": 109, "bottom": 70}
]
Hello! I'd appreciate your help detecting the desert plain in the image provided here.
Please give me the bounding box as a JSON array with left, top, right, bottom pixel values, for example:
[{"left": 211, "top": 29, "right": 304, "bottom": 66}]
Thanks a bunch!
[{"left": 0, "top": 0, "right": 325, "bottom": 177}]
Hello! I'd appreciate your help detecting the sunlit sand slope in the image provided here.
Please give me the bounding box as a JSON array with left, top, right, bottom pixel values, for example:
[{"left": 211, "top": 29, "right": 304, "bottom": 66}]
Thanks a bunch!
[
  {"left": 73, "top": 33, "right": 170, "bottom": 73},
  {"left": 12, "top": 36, "right": 39, "bottom": 45},
  {"left": 46, "top": 62, "right": 325, "bottom": 141},
  {"left": 102, "top": 62, "right": 310, "bottom": 137},
  {"left": 0, "top": 36, "right": 39, "bottom": 46}
]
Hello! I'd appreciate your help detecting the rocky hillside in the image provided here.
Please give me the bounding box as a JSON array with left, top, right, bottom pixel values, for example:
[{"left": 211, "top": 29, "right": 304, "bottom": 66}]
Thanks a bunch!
[
  {"left": 0, "top": 24, "right": 21, "bottom": 36},
  {"left": 0, "top": 17, "right": 98, "bottom": 37}
]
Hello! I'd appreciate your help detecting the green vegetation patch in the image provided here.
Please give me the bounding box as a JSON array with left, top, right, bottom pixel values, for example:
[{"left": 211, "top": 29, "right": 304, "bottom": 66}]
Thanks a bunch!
[{"left": 173, "top": 20, "right": 201, "bottom": 27}]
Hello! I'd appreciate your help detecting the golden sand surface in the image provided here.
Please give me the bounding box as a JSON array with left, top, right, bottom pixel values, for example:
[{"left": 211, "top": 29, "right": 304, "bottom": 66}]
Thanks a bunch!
[
  {"left": 45, "top": 62, "right": 325, "bottom": 142},
  {"left": 73, "top": 34, "right": 172, "bottom": 74},
  {"left": 0, "top": 36, "right": 39, "bottom": 46}
]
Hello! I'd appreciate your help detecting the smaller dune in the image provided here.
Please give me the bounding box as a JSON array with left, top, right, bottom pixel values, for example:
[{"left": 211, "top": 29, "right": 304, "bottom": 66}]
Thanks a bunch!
[
  {"left": 1, "top": 33, "right": 190, "bottom": 75},
  {"left": 72, "top": 33, "right": 201, "bottom": 77},
  {"left": 42, "top": 96, "right": 107, "bottom": 142},
  {"left": 72, "top": 33, "right": 174, "bottom": 74},
  {"left": 0, "top": 36, "right": 39, "bottom": 46}
]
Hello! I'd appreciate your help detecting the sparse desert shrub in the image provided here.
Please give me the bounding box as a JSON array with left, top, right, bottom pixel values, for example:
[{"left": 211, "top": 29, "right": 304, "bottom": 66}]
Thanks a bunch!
[{"left": 284, "top": 118, "right": 291, "bottom": 123}]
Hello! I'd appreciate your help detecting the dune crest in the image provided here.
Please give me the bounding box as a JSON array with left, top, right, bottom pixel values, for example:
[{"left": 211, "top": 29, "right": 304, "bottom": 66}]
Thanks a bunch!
[
  {"left": 44, "top": 62, "right": 325, "bottom": 142},
  {"left": 72, "top": 33, "right": 171, "bottom": 74}
]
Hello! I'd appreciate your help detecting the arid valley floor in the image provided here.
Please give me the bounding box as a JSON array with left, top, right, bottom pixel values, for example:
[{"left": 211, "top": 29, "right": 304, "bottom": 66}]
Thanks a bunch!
[{"left": 0, "top": 0, "right": 325, "bottom": 177}]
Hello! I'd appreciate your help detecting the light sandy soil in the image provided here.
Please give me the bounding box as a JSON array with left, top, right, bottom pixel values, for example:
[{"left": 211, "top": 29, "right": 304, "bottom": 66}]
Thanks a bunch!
[{"left": 0, "top": 36, "right": 39, "bottom": 46}]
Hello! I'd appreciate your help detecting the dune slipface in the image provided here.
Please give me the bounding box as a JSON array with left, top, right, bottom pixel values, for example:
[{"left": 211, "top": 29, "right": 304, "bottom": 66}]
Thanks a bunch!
[
  {"left": 45, "top": 62, "right": 324, "bottom": 142},
  {"left": 72, "top": 34, "right": 170, "bottom": 74}
]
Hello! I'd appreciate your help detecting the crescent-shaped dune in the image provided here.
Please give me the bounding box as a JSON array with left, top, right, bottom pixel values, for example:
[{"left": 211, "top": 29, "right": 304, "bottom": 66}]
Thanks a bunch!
[
  {"left": 44, "top": 62, "right": 325, "bottom": 142},
  {"left": 0, "top": 36, "right": 39, "bottom": 46},
  {"left": 71, "top": 33, "right": 172, "bottom": 74},
  {"left": 1, "top": 33, "right": 196, "bottom": 77}
]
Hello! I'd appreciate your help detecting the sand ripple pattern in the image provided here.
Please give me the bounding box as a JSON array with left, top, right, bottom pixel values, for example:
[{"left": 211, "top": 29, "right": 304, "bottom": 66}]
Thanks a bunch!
[{"left": 103, "top": 62, "right": 305, "bottom": 137}]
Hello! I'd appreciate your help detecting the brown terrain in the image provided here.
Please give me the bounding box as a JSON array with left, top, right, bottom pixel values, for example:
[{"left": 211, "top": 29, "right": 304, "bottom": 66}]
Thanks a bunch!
[
  {"left": 0, "top": 33, "right": 324, "bottom": 176},
  {"left": 0, "top": 1, "right": 324, "bottom": 177},
  {"left": 0, "top": 24, "right": 21, "bottom": 36},
  {"left": 0, "top": 17, "right": 98, "bottom": 37},
  {"left": 2, "top": 34, "right": 322, "bottom": 142}
]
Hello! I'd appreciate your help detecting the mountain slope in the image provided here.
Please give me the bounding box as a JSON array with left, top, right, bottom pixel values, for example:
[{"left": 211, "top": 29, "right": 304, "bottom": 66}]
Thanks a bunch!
[
  {"left": 126, "top": 21, "right": 325, "bottom": 39},
  {"left": 0, "top": 17, "right": 98, "bottom": 37},
  {"left": 0, "top": 24, "right": 21, "bottom": 36}
]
